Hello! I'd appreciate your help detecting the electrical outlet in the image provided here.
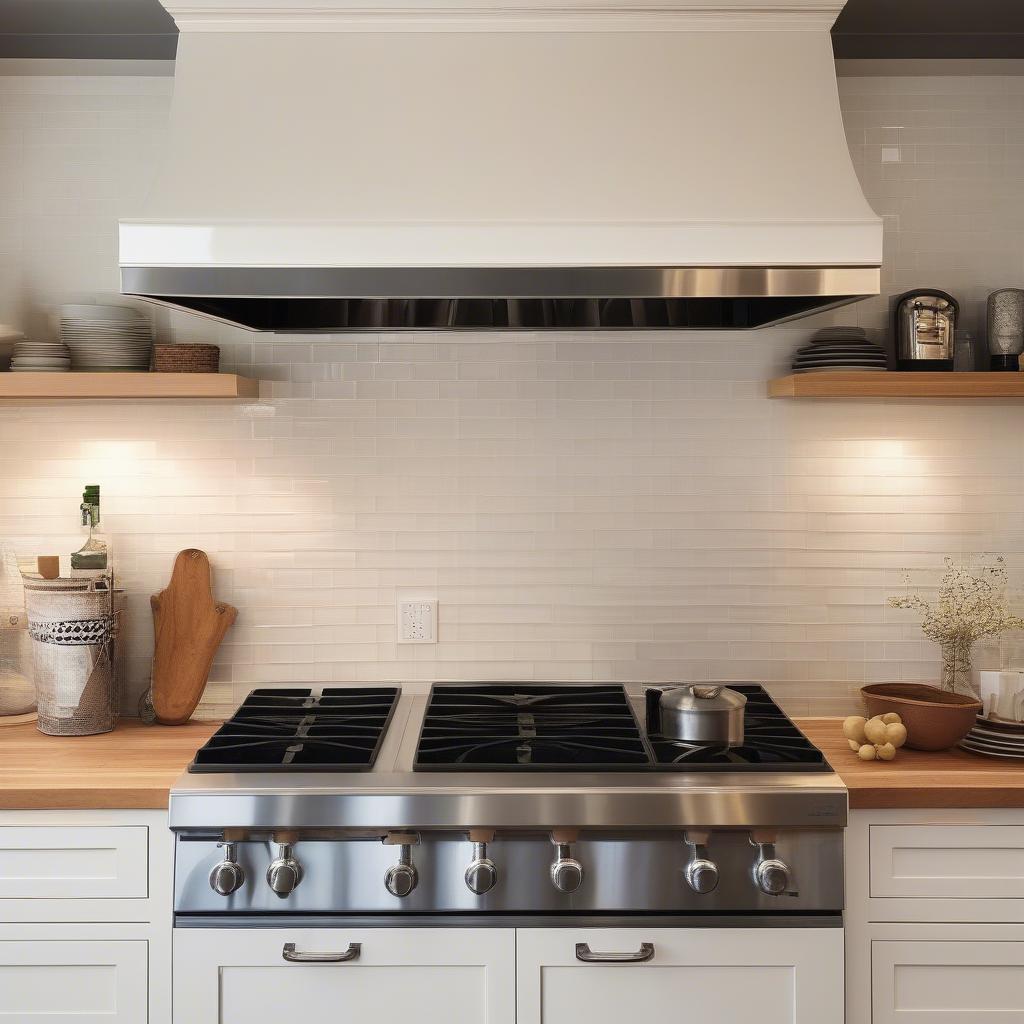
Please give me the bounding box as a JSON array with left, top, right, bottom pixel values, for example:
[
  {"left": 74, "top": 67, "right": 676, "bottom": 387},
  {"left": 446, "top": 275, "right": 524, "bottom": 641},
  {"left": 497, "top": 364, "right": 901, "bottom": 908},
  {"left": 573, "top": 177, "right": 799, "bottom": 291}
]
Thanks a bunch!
[{"left": 398, "top": 598, "right": 437, "bottom": 644}]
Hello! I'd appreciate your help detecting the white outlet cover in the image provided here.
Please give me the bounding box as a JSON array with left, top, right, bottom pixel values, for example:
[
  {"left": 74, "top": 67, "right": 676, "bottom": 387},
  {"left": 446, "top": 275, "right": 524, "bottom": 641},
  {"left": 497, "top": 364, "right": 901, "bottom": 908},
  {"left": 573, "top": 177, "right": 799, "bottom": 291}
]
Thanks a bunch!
[{"left": 397, "top": 598, "right": 437, "bottom": 644}]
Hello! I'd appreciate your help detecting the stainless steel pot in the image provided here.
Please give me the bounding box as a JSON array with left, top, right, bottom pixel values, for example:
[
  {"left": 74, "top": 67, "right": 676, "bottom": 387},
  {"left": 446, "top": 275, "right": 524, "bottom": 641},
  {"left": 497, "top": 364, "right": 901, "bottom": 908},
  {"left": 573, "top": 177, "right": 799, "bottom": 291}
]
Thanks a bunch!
[{"left": 647, "top": 684, "right": 746, "bottom": 746}]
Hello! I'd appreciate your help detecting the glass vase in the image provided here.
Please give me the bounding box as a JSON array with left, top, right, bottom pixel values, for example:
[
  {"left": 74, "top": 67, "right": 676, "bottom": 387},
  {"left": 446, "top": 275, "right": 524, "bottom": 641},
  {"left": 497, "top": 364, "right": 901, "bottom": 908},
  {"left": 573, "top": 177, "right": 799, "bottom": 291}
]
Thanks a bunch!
[{"left": 940, "top": 637, "right": 976, "bottom": 697}]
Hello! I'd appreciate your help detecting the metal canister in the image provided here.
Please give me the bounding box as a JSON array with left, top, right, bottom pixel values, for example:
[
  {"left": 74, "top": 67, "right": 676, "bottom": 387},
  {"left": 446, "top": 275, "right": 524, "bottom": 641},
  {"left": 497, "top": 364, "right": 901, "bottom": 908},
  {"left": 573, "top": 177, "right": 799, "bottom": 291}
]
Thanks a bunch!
[{"left": 987, "top": 288, "right": 1024, "bottom": 370}]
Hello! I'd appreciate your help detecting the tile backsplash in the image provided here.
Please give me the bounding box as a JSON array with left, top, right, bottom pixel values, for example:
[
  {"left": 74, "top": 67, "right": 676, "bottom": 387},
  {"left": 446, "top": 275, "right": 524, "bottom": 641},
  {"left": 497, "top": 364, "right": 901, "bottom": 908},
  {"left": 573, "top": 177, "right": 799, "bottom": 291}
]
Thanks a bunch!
[{"left": 2, "top": 68, "right": 1024, "bottom": 718}]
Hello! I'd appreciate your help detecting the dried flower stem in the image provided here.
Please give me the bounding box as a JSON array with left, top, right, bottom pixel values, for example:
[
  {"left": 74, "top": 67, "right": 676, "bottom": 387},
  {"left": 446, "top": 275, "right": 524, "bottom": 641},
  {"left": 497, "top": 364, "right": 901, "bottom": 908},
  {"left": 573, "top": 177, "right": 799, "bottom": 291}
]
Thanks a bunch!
[{"left": 888, "top": 556, "right": 1024, "bottom": 697}]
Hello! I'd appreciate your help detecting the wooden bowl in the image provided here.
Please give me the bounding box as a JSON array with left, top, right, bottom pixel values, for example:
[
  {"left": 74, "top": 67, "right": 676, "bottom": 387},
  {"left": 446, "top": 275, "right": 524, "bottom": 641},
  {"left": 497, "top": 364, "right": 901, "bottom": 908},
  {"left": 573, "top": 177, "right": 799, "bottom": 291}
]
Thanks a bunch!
[{"left": 861, "top": 683, "right": 981, "bottom": 751}]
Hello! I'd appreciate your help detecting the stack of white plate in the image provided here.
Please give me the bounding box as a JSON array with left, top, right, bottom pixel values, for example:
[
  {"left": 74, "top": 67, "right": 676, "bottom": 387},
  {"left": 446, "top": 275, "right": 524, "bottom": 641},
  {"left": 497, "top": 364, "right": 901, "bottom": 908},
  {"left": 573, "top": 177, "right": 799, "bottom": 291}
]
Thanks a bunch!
[
  {"left": 59, "top": 304, "right": 153, "bottom": 372},
  {"left": 10, "top": 339, "right": 71, "bottom": 372},
  {"left": 960, "top": 716, "right": 1024, "bottom": 760}
]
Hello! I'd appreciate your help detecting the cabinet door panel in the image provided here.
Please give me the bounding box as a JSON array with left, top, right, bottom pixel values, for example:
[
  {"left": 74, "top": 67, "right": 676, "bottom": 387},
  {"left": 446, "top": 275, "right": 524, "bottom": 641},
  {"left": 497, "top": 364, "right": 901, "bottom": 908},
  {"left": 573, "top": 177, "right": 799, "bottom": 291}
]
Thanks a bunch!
[
  {"left": 517, "top": 927, "right": 842, "bottom": 1024},
  {"left": 174, "top": 927, "right": 514, "bottom": 1024},
  {"left": 873, "top": 939, "right": 1024, "bottom": 1024},
  {"left": 870, "top": 825, "right": 1024, "bottom": 899},
  {"left": 0, "top": 939, "right": 147, "bottom": 1023},
  {"left": 0, "top": 826, "right": 148, "bottom": 900}
]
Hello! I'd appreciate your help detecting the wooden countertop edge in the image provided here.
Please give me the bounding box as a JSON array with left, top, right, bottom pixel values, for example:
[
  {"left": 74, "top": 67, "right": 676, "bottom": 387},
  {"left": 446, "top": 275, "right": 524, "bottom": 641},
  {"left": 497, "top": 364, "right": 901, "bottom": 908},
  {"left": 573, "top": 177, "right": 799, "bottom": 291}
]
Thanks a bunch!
[
  {"left": 797, "top": 716, "right": 1024, "bottom": 810},
  {"left": 0, "top": 720, "right": 218, "bottom": 811},
  {"left": 4, "top": 717, "right": 1024, "bottom": 812},
  {"left": 0, "top": 787, "right": 177, "bottom": 811}
]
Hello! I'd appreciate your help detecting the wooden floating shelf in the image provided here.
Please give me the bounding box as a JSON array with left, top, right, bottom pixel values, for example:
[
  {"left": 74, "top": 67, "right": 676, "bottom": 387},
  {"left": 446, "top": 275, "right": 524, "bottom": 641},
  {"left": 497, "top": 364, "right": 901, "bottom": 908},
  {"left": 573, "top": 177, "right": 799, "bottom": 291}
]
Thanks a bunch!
[
  {"left": 769, "top": 371, "right": 1024, "bottom": 399},
  {"left": 0, "top": 372, "right": 259, "bottom": 400}
]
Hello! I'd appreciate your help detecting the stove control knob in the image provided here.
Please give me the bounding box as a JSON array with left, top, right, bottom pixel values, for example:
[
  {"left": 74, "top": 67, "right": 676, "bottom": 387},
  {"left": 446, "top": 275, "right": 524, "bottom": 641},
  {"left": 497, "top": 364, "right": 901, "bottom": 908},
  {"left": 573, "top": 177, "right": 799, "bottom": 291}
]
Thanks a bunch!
[
  {"left": 551, "top": 842, "right": 584, "bottom": 894},
  {"left": 209, "top": 842, "right": 245, "bottom": 897},
  {"left": 683, "top": 832, "right": 719, "bottom": 895},
  {"left": 754, "top": 858, "right": 791, "bottom": 897},
  {"left": 465, "top": 841, "right": 498, "bottom": 896},
  {"left": 750, "top": 836, "right": 792, "bottom": 897},
  {"left": 385, "top": 844, "right": 419, "bottom": 899},
  {"left": 266, "top": 843, "right": 303, "bottom": 899}
]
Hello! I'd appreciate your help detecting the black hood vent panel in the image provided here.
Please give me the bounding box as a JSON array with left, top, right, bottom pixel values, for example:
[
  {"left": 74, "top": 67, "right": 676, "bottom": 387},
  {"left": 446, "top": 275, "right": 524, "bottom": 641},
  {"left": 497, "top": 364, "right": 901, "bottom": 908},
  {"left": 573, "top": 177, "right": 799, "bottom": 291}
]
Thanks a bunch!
[{"left": 122, "top": 265, "right": 877, "bottom": 333}]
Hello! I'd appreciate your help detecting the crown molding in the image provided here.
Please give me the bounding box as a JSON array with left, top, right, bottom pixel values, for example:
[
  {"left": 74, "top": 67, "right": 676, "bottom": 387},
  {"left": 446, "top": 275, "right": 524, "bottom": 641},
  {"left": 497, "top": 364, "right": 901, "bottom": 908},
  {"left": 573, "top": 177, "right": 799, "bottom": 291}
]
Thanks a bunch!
[{"left": 165, "top": 1, "right": 843, "bottom": 33}]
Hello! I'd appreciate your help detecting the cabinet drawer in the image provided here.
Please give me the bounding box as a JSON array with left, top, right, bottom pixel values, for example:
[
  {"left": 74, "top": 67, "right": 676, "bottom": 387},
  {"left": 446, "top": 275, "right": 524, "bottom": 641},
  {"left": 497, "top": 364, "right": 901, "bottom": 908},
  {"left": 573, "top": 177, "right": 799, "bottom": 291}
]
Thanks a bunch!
[
  {"left": 0, "top": 939, "right": 148, "bottom": 1023},
  {"left": 174, "top": 927, "right": 514, "bottom": 1023},
  {"left": 0, "top": 826, "right": 148, "bottom": 900},
  {"left": 870, "top": 825, "right": 1024, "bottom": 899},
  {"left": 872, "top": 939, "right": 1024, "bottom": 1023}
]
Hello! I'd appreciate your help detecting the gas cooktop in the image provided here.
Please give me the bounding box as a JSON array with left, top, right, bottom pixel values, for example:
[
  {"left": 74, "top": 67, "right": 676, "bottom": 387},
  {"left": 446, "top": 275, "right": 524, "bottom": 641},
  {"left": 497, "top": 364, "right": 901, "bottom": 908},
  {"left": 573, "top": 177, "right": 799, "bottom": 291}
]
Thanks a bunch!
[
  {"left": 413, "top": 683, "right": 651, "bottom": 771},
  {"left": 189, "top": 687, "right": 400, "bottom": 773},
  {"left": 644, "top": 684, "right": 831, "bottom": 772},
  {"left": 188, "top": 681, "right": 829, "bottom": 775}
]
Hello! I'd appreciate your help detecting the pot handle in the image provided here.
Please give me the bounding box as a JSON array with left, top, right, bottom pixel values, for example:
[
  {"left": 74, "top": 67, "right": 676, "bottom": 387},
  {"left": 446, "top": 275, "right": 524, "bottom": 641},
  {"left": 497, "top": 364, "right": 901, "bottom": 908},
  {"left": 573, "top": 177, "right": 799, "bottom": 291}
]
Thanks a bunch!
[{"left": 645, "top": 687, "right": 664, "bottom": 733}]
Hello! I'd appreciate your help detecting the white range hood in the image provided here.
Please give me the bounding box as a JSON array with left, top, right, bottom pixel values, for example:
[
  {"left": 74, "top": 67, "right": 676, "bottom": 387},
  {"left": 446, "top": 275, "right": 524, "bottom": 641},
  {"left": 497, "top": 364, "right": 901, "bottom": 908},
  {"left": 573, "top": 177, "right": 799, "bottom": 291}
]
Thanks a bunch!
[{"left": 119, "top": 0, "right": 882, "bottom": 331}]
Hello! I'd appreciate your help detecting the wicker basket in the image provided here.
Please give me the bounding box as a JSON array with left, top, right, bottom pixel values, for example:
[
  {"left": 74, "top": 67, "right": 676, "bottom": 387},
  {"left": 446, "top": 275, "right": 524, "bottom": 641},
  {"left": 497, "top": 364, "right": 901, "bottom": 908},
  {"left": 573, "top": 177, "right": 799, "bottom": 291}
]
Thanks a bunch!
[{"left": 154, "top": 343, "right": 220, "bottom": 373}]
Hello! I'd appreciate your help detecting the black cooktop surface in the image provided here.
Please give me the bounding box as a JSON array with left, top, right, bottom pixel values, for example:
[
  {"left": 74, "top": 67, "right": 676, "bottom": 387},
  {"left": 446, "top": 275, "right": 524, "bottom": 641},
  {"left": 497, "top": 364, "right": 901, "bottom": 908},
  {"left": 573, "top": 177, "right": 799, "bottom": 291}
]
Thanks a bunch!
[
  {"left": 189, "top": 687, "right": 400, "bottom": 773},
  {"left": 645, "top": 684, "right": 831, "bottom": 772},
  {"left": 414, "top": 684, "right": 651, "bottom": 771},
  {"left": 415, "top": 682, "right": 831, "bottom": 772}
]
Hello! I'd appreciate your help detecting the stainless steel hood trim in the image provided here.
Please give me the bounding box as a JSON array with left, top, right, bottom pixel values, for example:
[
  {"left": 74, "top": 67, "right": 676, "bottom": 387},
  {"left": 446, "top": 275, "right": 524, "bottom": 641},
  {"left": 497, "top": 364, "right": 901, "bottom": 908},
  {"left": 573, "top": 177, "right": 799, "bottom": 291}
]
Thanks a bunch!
[{"left": 122, "top": 265, "right": 879, "bottom": 300}]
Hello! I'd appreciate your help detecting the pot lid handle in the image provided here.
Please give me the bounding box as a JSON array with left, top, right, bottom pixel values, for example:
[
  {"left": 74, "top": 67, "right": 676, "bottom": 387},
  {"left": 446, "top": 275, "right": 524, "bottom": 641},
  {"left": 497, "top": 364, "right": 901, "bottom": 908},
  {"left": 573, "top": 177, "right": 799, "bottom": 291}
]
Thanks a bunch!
[{"left": 690, "top": 685, "right": 724, "bottom": 700}]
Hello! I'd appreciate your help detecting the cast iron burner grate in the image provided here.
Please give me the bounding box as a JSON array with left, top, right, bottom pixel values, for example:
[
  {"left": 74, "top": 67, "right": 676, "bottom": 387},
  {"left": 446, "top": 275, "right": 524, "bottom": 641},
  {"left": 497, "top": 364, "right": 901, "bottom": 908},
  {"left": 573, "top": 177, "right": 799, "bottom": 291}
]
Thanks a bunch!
[
  {"left": 415, "top": 684, "right": 651, "bottom": 770},
  {"left": 188, "top": 687, "right": 400, "bottom": 773},
  {"left": 645, "top": 684, "right": 831, "bottom": 772}
]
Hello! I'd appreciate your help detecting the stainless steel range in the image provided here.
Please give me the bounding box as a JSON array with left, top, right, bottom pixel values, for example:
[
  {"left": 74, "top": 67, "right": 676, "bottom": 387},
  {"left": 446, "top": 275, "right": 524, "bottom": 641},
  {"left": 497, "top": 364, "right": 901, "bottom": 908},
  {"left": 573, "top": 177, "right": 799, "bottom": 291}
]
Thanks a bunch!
[
  {"left": 170, "top": 683, "right": 845, "bottom": 922},
  {"left": 170, "top": 683, "right": 846, "bottom": 1022}
]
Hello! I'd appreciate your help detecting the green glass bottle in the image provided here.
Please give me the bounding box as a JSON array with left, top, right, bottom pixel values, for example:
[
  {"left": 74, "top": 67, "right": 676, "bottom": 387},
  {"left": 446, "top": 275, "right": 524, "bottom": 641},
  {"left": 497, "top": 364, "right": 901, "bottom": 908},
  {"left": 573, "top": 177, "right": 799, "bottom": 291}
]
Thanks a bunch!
[{"left": 71, "top": 484, "right": 109, "bottom": 571}]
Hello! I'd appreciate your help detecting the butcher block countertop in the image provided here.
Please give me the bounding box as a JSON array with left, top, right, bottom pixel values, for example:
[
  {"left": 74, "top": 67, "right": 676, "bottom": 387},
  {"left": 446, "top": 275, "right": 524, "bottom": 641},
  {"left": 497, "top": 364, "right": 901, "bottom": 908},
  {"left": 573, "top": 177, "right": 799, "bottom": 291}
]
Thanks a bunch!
[
  {"left": 798, "top": 717, "right": 1024, "bottom": 810},
  {"left": 1, "top": 717, "right": 1023, "bottom": 811},
  {"left": 0, "top": 720, "right": 217, "bottom": 809}
]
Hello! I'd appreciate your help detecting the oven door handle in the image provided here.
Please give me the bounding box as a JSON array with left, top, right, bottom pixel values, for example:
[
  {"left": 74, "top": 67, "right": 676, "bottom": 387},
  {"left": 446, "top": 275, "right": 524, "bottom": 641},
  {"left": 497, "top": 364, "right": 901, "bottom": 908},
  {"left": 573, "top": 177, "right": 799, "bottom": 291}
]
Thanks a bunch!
[
  {"left": 575, "top": 942, "right": 654, "bottom": 964},
  {"left": 282, "top": 942, "right": 361, "bottom": 964}
]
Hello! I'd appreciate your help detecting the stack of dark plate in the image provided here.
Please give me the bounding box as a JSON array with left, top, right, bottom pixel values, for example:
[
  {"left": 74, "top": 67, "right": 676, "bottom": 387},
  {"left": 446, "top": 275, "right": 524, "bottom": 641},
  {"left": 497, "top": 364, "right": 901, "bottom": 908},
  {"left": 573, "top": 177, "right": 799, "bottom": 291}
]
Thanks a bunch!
[
  {"left": 960, "top": 716, "right": 1024, "bottom": 760},
  {"left": 791, "top": 327, "right": 887, "bottom": 373}
]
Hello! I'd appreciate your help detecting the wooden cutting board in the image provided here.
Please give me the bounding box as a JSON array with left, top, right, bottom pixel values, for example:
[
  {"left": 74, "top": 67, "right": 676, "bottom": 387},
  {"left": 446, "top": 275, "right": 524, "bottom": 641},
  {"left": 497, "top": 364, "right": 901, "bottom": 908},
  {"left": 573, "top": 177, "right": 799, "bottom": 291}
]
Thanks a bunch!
[{"left": 151, "top": 549, "right": 237, "bottom": 726}]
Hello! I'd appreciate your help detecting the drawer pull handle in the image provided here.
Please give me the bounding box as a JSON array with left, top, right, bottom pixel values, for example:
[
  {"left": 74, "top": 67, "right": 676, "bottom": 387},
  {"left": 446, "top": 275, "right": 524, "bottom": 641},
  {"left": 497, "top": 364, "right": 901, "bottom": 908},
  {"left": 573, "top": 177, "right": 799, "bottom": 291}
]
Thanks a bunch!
[
  {"left": 575, "top": 942, "right": 654, "bottom": 964},
  {"left": 282, "top": 942, "right": 361, "bottom": 963}
]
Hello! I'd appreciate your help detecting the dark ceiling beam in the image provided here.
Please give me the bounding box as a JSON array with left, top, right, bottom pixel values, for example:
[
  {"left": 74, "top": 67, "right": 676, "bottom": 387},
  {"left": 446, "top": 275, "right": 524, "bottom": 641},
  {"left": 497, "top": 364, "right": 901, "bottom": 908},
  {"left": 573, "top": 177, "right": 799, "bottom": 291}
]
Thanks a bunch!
[
  {"left": 832, "top": 0, "right": 1024, "bottom": 59},
  {"left": 0, "top": 0, "right": 177, "bottom": 60}
]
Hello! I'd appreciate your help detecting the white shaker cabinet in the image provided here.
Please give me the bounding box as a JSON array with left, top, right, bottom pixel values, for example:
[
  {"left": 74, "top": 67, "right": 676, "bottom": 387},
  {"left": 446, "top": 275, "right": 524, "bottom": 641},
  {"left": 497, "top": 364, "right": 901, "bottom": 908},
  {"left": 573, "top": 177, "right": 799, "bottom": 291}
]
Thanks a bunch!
[
  {"left": 0, "top": 809, "right": 173, "bottom": 1024},
  {"left": 516, "top": 927, "right": 844, "bottom": 1024},
  {"left": 0, "top": 936, "right": 148, "bottom": 1023},
  {"left": 846, "top": 808, "right": 1024, "bottom": 1024},
  {"left": 173, "top": 926, "right": 515, "bottom": 1024}
]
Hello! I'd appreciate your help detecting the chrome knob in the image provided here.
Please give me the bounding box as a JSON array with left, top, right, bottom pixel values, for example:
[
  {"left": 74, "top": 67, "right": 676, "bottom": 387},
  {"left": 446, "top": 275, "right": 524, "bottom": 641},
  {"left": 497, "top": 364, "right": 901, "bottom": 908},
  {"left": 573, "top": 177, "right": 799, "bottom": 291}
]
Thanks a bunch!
[
  {"left": 754, "top": 858, "right": 791, "bottom": 896},
  {"left": 385, "top": 844, "right": 418, "bottom": 899},
  {"left": 685, "top": 857, "right": 720, "bottom": 895},
  {"left": 209, "top": 842, "right": 245, "bottom": 897},
  {"left": 750, "top": 836, "right": 793, "bottom": 897},
  {"left": 683, "top": 831, "right": 719, "bottom": 895},
  {"left": 550, "top": 842, "right": 584, "bottom": 894},
  {"left": 266, "top": 843, "right": 303, "bottom": 899},
  {"left": 464, "top": 841, "right": 497, "bottom": 896}
]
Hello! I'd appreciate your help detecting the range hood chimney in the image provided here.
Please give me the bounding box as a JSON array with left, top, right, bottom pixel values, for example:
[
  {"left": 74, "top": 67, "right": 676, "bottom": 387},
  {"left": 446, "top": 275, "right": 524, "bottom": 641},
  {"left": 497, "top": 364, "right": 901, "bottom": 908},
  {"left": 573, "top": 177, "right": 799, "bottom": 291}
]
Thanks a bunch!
[{"left": 119, "top": 0, "right": 882, "bottom": 332}]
